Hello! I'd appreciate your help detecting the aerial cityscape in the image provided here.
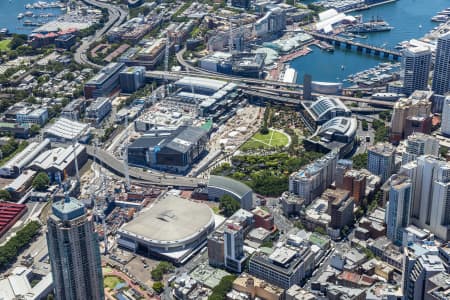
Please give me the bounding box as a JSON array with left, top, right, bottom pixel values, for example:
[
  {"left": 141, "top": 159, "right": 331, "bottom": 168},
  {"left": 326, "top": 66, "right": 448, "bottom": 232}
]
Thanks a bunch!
[{"left": 0, "top": 0, "right": 450, "bottom": 299}]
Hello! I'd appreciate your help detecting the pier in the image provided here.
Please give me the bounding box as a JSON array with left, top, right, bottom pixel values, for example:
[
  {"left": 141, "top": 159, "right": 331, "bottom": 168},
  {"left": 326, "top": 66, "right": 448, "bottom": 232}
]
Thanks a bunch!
[{"left": 309, "top": 31, "right": 401, "bottom": 60}]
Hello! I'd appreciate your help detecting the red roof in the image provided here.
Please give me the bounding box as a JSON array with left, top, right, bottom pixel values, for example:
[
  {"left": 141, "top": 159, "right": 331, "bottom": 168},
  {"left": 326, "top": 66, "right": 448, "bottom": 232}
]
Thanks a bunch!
[{"left": 0, "top": 202, "right": 27, "bottom": 236}]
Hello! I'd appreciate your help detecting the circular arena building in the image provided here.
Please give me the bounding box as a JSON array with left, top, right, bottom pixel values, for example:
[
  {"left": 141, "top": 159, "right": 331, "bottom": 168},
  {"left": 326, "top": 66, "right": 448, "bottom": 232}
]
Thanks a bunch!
[{"left": 117, "top": 194, "right": 215, "bottom": 264}]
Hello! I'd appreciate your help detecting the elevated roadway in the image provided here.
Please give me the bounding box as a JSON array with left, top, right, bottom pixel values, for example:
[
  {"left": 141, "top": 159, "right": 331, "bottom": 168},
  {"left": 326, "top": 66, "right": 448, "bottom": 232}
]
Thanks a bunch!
[
  {"left": 174, "top": 48, "right": 303, "bottom": 89},
  {"left": 74, "top": 0, "right": 127, "bottom": 69},
  {"left": 242, "top": 86, "right": 395, "bottom": 107},
  {"left": 86, "top": 146, "right": 204, "bottom": 188},
  {"left": 145, "top": 70, "right": 395, "bottom": 108}
]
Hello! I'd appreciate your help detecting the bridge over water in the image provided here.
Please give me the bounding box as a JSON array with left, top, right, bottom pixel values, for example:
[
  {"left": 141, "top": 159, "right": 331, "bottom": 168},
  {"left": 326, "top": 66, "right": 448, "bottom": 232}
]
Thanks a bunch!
[{"left": 309, "top": 32, "right": 401, "bottom": 60}]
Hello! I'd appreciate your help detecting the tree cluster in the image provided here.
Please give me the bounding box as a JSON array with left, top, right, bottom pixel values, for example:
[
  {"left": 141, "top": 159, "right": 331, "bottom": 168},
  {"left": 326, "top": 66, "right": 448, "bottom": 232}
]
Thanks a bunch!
[
  {"left": 208, "top": 275, "right": 237, "bottom": 300},
  {"left": 260, "top": 105, "right": 272, "bottom": 135},
  {"left": 219, "top": 195, "right": 240, "bottom": 217},
  {"left": 372, "top": 119, "right": 388, "bottom": 143},
  {"left": 151, "top": 261, "right": 175, "bottom": 281},
  {"left": 352, "top": 153, "right": 368, "bottom": 170},
  {"left": 212, "top": 152, "right": 323, "bottom": 197},
  {"left": 0, "top": 189, "right": 11, "bottom": 201},
  {"left": 32, "top": 172, "right": 50, "bottom": 191},
  {"left": 152, "top": 281, "right": 164, "bottom": 294},
  {"left": 361, "top": 119, "right": 369, "bottom": 131},
  {"left": 1, "top": 138, "right": 21, "bottom": 158},
  {"left": 0, "top": 139, "right": 28, "bottom": 165},
  {"left": 0, "top": 221, "right": 41, "bottom": 269}
]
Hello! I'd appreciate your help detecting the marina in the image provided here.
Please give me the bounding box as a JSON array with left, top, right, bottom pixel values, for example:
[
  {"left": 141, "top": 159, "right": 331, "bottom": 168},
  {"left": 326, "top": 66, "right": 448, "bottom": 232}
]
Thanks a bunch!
[
  {"left": 0, "top": 0, "right": 65, "bottom": 34},
  {"left": 346, "top": 17, "right": 393, "bottom": 33},
  {"left": 431, "top": 7, "right": 450, "bottom": 22},
  {"left": 344, "top": 61, "right": 400, "bottom": 86},
  {"left": 292, "top": 0, "right": 450, "bottom": 86}
]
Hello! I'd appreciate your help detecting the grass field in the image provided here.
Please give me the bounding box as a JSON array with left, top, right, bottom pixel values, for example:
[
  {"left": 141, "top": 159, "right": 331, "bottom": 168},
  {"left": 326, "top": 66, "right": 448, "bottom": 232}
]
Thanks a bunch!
[
  {"left": 241, "top": 129, "right": 289, "bottom": 151},
  {"left": 104, "top": 276, "right": 125, "bottom": 289},
  {"left": 0, "top": 39, "right": 11, "bottom": 51}
]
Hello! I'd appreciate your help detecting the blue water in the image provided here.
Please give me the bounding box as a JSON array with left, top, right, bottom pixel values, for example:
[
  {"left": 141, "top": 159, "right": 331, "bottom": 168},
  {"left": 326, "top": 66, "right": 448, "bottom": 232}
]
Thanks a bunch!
[
  {"left": 0, "top": 0, "right": 63, "bottom": 35},
  {"left": 292, "top": 0, "right": 450, "bottom": 84}
]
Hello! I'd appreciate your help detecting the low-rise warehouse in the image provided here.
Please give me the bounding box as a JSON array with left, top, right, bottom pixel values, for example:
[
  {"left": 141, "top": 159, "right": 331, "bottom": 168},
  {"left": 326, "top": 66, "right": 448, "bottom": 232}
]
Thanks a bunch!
[
  {"left": 0, "top": 139, "right": 50, "bottom": 178},
  {"left": 44, "top": 118, "right": 91, "bottom": 143},
  {"left": 29, "top": 144, "right": 87, "bottom": 183}
]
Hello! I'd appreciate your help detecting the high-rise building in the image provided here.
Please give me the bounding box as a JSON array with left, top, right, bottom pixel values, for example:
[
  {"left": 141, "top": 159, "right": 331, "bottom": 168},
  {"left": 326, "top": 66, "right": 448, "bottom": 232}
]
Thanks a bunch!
[
  {"left": 249, "top": 245, "right": 314, "bottom": 289},
  {"left": 401, "top": 133, "right": 440, "bottom": 165},
  {"left": 254, "top": 8, "right": 286, "bottom": 38},
  {"left": 386, "top": 175, "right": 412, "bottom": 245},
  {"left": 441, "top": 96, "right": 450, "bottom": 136},
  {"left": 390, "top": 91, "right": 433, "bottom": 143},
  {"left": 224, "top": 223, "right": 246, "bottom": 273},
  {"left": 119, "top": 66, "right": 146, "bottom": 93},
  {"left": 401, "top": 46, "right": 432, "bottom": 95},
  {"left": 425, "top": 271, "right": 450, "bottom": 299},
  {"left": 46, "top": 197, "right": 104, "bottom": 300},
  {"left": 406, "top": 156, "right": 450, "bottom": 241},
  {"left": 207, "top": 209, "right": 254, "bottom": 269},
  {"left": 289, "top": 150, "right": 338, "bottom": 205},
  {"left": 327, "top": 189, "right": 354, "bottom": 231},
  {"left": 84, "top": 62, "right": 126, "bottom": 99},
  {"left": 367, "top": 143, "right": 396, "bottom": 183},
  {"left": 432, "top": 32, "right": 450, "bottom": 96},
  {"left": 334, "top": 159, "right": 352, "bottom": 188},
  {"left": 403, "top": 252, "right": 445, "bottom": 300},
  {"left": 339, "top": 169, "right": 367, "bottom": 206},
  {"left": 231, "top": 0, "right": 250, "bottom": 9},
  {"left": 303, "top": 74, "right": 312, "bottom": 100}
]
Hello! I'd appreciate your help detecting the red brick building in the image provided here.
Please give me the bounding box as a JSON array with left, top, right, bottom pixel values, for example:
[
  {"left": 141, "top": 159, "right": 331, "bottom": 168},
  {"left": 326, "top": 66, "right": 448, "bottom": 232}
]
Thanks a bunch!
[{"left": 251, "top": 207, "right": 274, "bottom": 231}]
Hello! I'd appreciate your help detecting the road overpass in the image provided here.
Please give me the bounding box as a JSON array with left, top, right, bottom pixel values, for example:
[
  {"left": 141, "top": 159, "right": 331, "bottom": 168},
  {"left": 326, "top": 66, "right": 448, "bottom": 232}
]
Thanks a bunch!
[
  {"left": 86, "top": 146, "right": 204, "bottom": 188},
  {"left": 145, "top": 70, "right": 396, "bottom": 107},
  {"left": 241, "top": 86, "right": 395, "bottom": 107}
]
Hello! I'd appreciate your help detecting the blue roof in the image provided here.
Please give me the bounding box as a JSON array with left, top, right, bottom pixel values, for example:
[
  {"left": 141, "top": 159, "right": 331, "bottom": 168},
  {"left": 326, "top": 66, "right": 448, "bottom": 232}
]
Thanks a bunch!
[{"left": 52, "top": 197, "right": 85, "bottom": 221}]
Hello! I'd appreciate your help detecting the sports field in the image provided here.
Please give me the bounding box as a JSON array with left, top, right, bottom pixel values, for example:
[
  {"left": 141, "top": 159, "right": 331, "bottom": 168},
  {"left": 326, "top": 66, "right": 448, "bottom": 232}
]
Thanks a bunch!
[
  {"left": 0, "top": 40, "right": 11, "bottom": 51},
  {"left": 241, "top": 129, "right": 289, "bottom": 150}
]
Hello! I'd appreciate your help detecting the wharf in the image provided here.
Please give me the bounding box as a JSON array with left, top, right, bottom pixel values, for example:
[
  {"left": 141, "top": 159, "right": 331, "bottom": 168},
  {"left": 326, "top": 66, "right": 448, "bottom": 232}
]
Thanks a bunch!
[{"left": 279, "top": 46, "right": 312, "bottom": 63}]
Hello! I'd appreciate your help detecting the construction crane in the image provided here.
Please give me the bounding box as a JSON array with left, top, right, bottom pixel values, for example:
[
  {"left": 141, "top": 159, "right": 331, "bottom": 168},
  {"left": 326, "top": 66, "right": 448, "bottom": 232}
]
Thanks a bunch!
[
  {"left": 229, "top": 19, "right": 234, "bottom": 53},
  {"left": 122, "top": 115, "right": 131, "bottom": 191},
  {"left": 70, "top": 125, "right": 80, "bottom": 184},
  {"left": 164, "top": 32, "right": 171, "bottom": 96},
  {"left": 94, "top": 160, "right": 108, "bottom": 255}
]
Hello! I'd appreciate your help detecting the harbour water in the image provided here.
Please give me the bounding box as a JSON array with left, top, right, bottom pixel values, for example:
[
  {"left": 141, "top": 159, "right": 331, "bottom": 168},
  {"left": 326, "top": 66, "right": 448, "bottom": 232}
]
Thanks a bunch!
[
  {"left": 0, "top": 0, "right": 63, "bottom": 35},
  {"left": 292, "top": 0, "right": 450, "bottom": 85}
]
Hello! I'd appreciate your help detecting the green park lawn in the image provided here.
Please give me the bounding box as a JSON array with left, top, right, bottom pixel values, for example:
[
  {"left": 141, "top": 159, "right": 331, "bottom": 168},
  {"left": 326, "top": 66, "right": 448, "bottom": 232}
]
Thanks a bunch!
[
  {"left": 241, "top": 129, "right": 289, "bottom": 151},
  {"left": 104, "top": 275, "right": 125, "bottom": 289},
  {"left": 0, "top": 39, "right": 11, "bottom": 51}
]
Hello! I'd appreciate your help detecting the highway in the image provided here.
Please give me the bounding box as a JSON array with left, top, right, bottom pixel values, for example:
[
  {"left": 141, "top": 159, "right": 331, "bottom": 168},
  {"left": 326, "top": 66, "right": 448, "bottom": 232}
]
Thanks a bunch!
[
  {"left": 86, "top": 146, "right": 205, "bottom": 188},
  {"left": 241, "top": 85, "right": 396, "bottom": 107},
  {"left": 74, "top": 0, "right": 127, "bottom": 69},
  {"left": 175, "top": 47, "right": 303, "bottom": 89},
  {"left": 146, "top": 69, "right": 396, "bottom": 108}
]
